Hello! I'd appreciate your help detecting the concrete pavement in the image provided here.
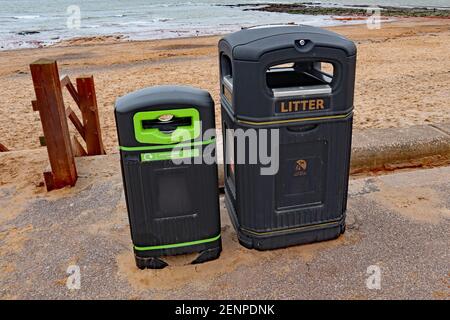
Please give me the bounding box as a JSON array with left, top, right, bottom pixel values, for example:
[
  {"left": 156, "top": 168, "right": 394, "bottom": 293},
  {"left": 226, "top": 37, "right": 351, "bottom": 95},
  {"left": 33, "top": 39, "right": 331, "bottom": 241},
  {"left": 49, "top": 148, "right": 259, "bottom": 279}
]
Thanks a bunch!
[{"left": 0, "top": 155, "right": 448, "bottom": 299}]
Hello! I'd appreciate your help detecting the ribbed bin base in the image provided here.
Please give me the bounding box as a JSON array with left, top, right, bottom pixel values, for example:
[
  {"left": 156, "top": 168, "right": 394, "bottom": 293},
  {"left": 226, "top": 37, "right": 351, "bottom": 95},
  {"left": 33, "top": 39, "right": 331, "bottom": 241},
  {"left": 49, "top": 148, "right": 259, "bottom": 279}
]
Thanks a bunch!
[{"left": 225, "top": 192, "right": 345, "bottom": 251}]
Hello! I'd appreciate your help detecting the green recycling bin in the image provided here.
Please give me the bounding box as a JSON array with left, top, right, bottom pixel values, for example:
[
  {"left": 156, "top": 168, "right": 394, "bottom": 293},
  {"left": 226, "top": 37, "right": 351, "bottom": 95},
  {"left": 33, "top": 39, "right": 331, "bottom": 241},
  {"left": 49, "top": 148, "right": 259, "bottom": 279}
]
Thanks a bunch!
[{"left": 115, "top": 85, "right": 222, "bottom": 269}]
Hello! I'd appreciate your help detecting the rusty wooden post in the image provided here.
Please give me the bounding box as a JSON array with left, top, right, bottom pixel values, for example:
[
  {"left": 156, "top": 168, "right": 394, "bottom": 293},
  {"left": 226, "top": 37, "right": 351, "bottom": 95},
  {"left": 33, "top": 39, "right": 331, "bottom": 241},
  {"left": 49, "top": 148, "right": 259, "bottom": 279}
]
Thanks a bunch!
[
  {"left": 0, "top": 143, "right": 8, "bottom": 152},
  {"left": 30, "top": 59, "right": 77, "bottom": 190},
  {"left": 76, "top": 76, "right": 105, "bottom": 155},
  {"left": 71, "top": 135, "right": 87, "bottom": 157},
  {"left": 66, "top": 106, "right": 86, "bottom": 140},
  {"left": 60, "top": 75, "right": 80, "bottom": 106}
]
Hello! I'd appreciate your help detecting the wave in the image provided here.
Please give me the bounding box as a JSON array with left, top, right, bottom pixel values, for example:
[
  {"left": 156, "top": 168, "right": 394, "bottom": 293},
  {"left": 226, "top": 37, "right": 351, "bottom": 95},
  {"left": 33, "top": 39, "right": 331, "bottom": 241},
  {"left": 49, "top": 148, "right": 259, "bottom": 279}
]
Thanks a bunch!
[
  {"left": 82, "top": 13, "right": 173, "bottom": 21},
  {"left": 11, "top": 15, "right": 40, "bottom": 20},
  {"left": 153, "top": 17, "right": 173, "bottom": 22},
  {"left": 101, "top": 17, "right": 173, "bottom": 27}
]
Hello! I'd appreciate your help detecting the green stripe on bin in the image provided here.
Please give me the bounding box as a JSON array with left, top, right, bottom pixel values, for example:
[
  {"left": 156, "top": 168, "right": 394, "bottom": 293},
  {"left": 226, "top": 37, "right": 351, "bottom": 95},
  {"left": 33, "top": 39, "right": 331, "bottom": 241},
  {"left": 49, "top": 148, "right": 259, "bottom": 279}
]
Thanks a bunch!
[
  {"left": 140, "top": 148, "right": 199, "bottom": 162},
  {"left": 134, "top": 234, "right": 221, "bottom": 251},
  {"left": 119, "top": 138, "right": 215, "bottom": 152}
]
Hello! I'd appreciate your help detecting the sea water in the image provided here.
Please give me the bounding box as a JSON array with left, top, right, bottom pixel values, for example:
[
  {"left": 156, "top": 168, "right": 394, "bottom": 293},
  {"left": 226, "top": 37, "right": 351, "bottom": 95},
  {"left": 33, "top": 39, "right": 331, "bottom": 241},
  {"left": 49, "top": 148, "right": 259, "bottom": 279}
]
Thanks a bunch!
[{"left": 0, "top": 0, "right": 448, "bottom": 50}]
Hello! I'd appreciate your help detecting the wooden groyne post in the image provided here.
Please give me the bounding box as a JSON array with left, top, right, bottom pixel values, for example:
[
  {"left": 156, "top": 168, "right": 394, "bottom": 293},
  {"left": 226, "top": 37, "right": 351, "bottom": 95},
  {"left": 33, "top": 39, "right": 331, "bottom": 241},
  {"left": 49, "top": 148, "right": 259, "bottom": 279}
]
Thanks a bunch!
[{"left": 30, "top": 59, "right": 105, "bottom": 191}]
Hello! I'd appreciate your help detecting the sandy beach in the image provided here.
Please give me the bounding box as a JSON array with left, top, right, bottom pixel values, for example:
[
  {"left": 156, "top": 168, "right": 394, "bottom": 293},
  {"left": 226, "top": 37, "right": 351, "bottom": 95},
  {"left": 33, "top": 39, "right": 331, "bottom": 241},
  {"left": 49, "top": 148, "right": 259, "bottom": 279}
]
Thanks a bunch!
[
  {"left": 0, "top": 17, "right": 449, "bottom": 153},
  {"left": 0, "top": 10, "right": 450, "bottom": 301}
]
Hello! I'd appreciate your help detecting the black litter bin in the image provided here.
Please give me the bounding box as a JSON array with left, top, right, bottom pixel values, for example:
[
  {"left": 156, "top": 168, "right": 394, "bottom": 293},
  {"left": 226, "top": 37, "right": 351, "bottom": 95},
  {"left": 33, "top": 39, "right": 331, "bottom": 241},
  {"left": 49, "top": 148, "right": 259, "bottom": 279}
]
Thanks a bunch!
[
  {"left": 219, "top": 25, "right": 356, "bottom": 250},
  {"left": 115, "top": 85, "right": 221, "bottom": 269}
]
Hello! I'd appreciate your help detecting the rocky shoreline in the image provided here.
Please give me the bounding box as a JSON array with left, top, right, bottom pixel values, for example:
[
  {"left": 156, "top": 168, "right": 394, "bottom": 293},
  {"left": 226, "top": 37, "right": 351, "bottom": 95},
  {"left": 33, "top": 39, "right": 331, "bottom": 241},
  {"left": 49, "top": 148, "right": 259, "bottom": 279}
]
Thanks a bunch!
[{"left": 228, "top": 3, "right": 450, "bottom": 18}]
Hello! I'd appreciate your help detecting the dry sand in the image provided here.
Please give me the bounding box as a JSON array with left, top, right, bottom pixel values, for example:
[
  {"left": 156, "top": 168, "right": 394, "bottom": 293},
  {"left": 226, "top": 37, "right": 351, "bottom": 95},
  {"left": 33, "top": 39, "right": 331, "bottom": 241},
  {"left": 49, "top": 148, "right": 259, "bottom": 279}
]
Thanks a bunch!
[{"left": 0, "top": 18, "right": 449, "bottom": 153}]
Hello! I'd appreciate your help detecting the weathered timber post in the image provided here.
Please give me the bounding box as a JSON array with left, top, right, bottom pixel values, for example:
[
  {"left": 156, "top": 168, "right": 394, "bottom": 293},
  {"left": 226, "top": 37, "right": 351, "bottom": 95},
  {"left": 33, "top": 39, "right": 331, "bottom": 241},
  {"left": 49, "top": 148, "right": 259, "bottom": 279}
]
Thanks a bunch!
[
  {"left": 30, "top": 59, "right": 77, "bottom": 190},
  {"left": 76, "top": 76, "right": 105, "bottom": 155}
]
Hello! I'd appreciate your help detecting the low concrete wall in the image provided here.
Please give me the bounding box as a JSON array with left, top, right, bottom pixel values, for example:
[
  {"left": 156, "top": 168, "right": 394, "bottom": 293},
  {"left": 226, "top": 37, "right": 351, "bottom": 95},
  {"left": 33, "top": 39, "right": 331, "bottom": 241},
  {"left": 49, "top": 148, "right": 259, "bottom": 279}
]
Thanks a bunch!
[
  {"left": 4, "top": 123, "right": 448, "bottom": 188},
  {"left": 350, "top": 123, "right": 450, "bottom": 173},
  {"left": 216, "top": 123, "right": 450, "bottom": 185}
]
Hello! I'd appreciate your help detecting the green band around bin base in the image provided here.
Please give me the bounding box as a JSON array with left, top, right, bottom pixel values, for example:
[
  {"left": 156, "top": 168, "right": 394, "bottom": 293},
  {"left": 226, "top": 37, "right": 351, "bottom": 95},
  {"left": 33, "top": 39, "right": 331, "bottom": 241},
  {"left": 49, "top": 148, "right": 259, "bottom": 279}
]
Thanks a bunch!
[
  {"left": 134, "top": 234, "right": 221, "bottom": 251},
  {"left": 119, "top": 138, "right": 215, "bottom": 152}
]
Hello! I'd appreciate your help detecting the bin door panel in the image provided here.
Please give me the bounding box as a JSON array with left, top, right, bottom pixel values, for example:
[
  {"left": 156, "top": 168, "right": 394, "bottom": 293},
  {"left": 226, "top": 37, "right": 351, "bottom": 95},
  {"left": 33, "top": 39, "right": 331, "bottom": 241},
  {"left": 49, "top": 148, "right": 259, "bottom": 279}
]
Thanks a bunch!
[
  {"left": 122, "top": 157, "right": 219, "bottom": 247},
  {"left": 276, "top": 140, "right": 327, "bottom": 210},
  {"left": 150, "top": 165, "right": 196, "bottom": 219}
]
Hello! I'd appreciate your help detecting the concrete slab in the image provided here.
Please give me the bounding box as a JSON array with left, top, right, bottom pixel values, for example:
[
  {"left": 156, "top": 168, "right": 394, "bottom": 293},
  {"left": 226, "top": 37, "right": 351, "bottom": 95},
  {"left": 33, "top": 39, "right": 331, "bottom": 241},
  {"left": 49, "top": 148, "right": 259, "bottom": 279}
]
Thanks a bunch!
[
  {"left": 350, "top": 124, "right": 450, "bottom": 172},
  {"left": 0, "top": 155, "right": 448, "bottom": 299}
]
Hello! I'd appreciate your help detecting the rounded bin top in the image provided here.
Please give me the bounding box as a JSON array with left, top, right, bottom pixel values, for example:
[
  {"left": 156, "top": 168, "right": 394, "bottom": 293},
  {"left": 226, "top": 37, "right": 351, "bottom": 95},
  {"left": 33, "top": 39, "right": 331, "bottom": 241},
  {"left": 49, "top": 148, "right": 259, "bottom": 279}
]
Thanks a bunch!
[
  {"left": 115, "top": 85, "right": 213, "bottom": 114},
  {"left": 220, "top": 25, "right": 356, "bottom": 61},
  {"left": 114, "top": 85, "right": 215, "bottom": 147}
]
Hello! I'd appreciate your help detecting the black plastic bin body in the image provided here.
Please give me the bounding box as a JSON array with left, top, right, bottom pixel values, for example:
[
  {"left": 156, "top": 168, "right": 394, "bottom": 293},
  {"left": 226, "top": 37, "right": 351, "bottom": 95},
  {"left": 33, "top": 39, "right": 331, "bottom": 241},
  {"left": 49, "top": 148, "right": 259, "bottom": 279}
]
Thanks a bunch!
[
  {"left": 115, "top": 86, "right": 221, "bottom": 268},
  {"left": 219, "top": 26, "right": 356, "bottom": 250}
]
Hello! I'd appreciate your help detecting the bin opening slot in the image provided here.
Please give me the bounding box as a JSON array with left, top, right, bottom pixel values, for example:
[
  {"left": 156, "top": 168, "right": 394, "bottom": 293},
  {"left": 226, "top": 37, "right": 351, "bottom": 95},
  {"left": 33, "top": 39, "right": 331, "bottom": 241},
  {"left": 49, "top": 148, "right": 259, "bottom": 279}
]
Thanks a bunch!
[
  {"left": 221, "top": 54, "right": 233, "bottom": 78},
  {"left": 223, "top": 75, "right": 233, "bottom": 91},
  {"left": 221, "top": 54, "right": 234, "bottom": 101},
  {"left": 142, "top": 116, "right": 192, "bottom": 133},
  {"left": 267, "top": 62, "right": 333, "bottom": 98}
]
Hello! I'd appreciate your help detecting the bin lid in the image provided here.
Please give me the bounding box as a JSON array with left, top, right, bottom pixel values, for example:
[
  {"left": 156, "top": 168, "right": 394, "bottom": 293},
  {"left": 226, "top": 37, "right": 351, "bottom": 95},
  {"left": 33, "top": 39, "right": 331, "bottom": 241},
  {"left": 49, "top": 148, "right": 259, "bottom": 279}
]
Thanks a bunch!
[
  {"left": 115, "top": 85, "right": 212, "bottom": 114},
  {"left": 221, "top": 25, "right": 356, "bottom": 61},
  {"left": 115, "top": 85, "right": 215, "bottom": 147}
]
